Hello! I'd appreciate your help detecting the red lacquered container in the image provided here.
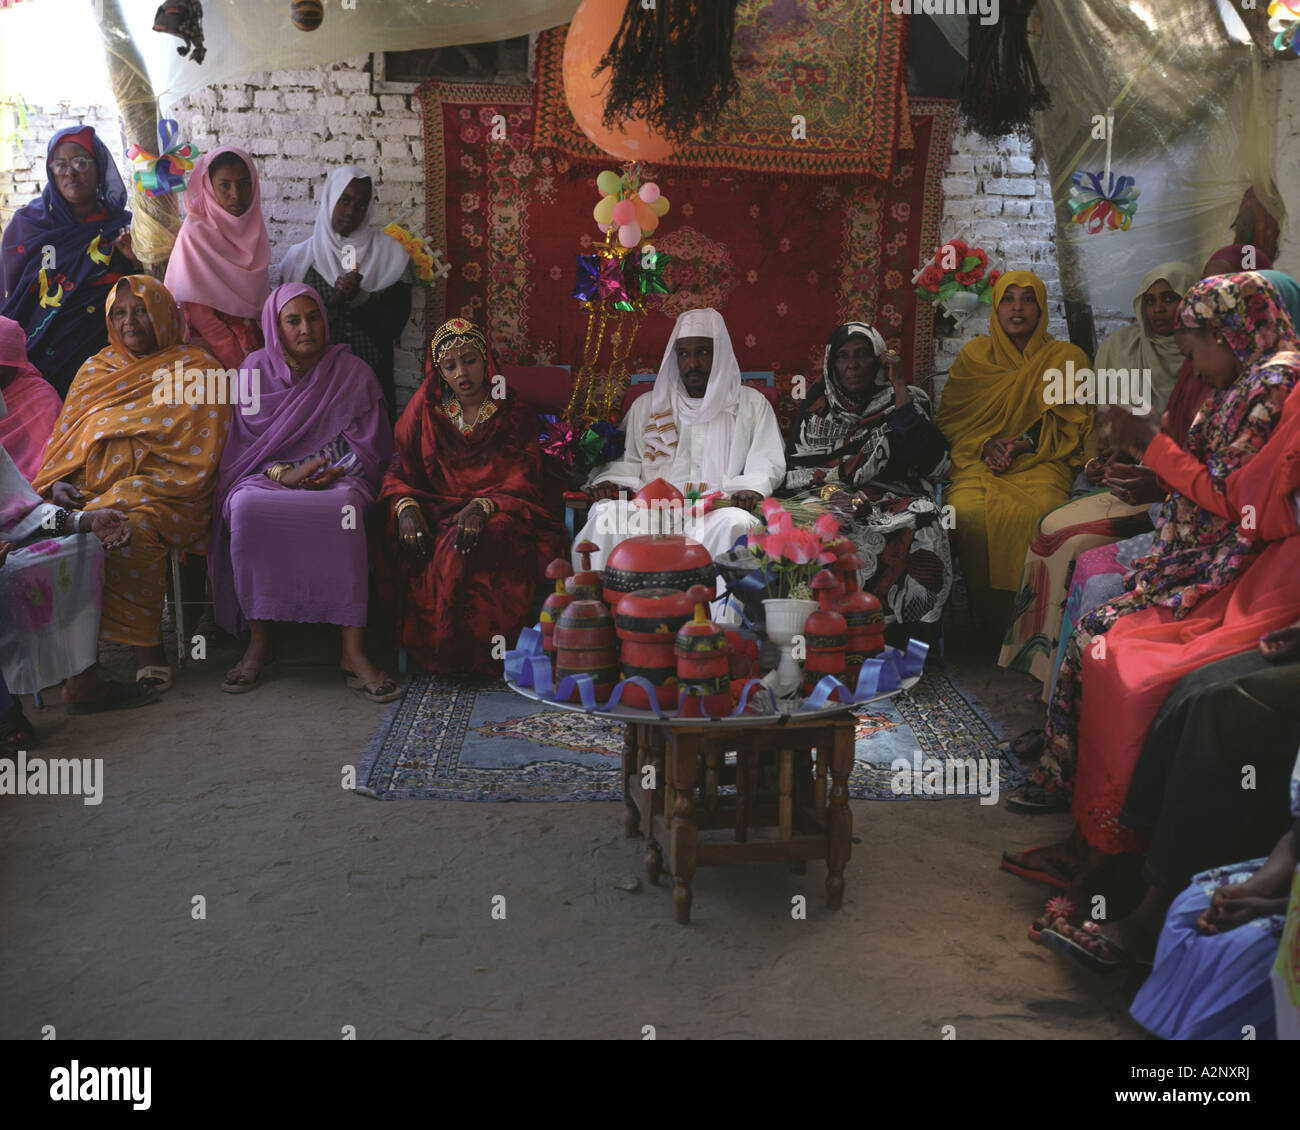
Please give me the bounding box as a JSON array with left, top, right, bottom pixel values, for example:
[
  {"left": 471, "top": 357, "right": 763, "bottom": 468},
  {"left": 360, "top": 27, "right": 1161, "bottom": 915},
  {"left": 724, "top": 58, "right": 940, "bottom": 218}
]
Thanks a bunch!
[
  {"left": 833, "top": 552, "right": 885, "bottom": 686},
  {"left": 825, "top": 536, "right": 855, "bottom": 596},
  {"left": 803, "top": 569, "right": 847, "bottom": 696},
  {"left": 602, "top": 533, "right": 714, "bottom": 607},
  {"left": 539, "top": 558, "right": 575, "bottom": 661},
  {"left": 567, "top": 539, "right": 604, "bottom": 600},
  {"left": 724, "top": 631, "right": 760, "bottom": 680},
  {"left": 554, "top": 598, "right": 617, "bottom": 700},
  {"left": 674, "top": 584, "right": 733, "bottom": 717},
  {"left": 615, "top": 587, "right": 692, "bottom": 709}
]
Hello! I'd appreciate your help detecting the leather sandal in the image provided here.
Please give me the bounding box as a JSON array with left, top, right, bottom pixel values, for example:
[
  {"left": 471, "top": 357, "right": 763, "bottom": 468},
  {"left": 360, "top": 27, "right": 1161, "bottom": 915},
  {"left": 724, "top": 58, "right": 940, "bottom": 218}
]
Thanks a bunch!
[
  {"left": 221, "top": 658, "right": 276, "bottom": 695},
  {"left": 343, "top": 669, "right": 403, "bottom": 704},
  {"left": 135, "top": 665, "right": 174, "bottom": 693}
]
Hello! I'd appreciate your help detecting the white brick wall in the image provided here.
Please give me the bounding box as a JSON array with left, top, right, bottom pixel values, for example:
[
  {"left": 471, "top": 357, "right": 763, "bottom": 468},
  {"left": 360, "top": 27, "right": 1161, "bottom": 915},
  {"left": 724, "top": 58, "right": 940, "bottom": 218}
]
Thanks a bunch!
[{"left": 12, "top": 60, "right": 1173, "bottom": 411}]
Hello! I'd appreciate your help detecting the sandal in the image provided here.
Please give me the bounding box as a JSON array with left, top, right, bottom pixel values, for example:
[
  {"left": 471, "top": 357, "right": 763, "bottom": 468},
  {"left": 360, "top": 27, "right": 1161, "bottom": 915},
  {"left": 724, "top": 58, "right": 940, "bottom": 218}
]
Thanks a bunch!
[
  {"left": 66, "top": 679, "right": 160, "bottom": 715},
  {"left": 1000, "top": 844, "right": 1079, "bottom": 890},
  {"left": 0, "top": 701, "right": 38, "bottom": 754},
  {"left": 1005, "top": 780, "right": 1071, "bottom": 814},
  {"left": 1038, "top": 918, "right": 1131, "bottom": 974},
  {"left": 343, "top": 669, "right": 403, "bottom": 704},
  {"left": 136, "top": 664, "right": 173, "bottom": 694},
  {"left": 1028, "top": 895, "right": 1077, "bottom": 943},
  {"left": 997, "top": 728, "right": 1046, "bottom": 761},
  {"left": 221, "top": 658, "right": 276, "bottom": 695}
]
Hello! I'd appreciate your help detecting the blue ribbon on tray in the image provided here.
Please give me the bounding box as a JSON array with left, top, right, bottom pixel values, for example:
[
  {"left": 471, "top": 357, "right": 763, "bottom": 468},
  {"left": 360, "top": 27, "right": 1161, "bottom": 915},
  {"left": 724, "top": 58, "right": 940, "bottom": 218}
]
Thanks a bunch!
[
  {"left": 506, "top": 628, "right": 928, "bottom": 718},
  {"left": 799, "top": 639, "right": 930, "bottom": 712}
]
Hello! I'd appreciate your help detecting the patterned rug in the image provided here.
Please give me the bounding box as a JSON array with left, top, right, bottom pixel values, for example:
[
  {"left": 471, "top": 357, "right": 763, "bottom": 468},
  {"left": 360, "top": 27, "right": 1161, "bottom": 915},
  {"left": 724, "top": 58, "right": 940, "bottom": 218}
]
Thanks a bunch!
[
  {"left": 356, "top": 665, "right": 1024, "bottom": 803},
  {"left": 531, "top": 0, "right": 911, "bottom": 180},
  {"left": 416, "top": 78, "right": 957, "bottom": 411}
]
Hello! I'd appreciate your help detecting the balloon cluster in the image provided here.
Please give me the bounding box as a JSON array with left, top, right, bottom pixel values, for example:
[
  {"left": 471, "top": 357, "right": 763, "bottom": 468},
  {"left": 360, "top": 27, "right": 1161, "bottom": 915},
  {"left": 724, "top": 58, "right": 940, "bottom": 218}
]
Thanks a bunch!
[
  {"left": 1068, "top": 169, "right": 1140, "bottom": 234},
  {"left": 592, "top": 165, "right": 670, "bottom": 248},
  {"left": 1269, "top": 1, "right": 1300, "bottom": 52},
  {"left": 126, "top": 119, "right": 199, "bottom": 197}
]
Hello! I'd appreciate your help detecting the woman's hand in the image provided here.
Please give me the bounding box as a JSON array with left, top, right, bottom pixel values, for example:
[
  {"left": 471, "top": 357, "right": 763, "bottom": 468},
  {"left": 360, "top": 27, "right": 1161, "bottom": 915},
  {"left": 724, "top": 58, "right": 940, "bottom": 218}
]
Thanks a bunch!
[
  {"left": 334, "top": 270, "right": 363, "bottom": 304},
  {"left": 982, "top": 437, "right": 1026, "bottom": 474},
  {"left": 88, "top": 508, "right": 131, "bottom": 550},
  {"left": 279, "top": 456, "right": 329, "bottom": 489},
  {"left": 51, "top": 480, "right": 82, "bottom": 507},
  {"left": 1105, "top": 408, "right": 1160, "bottom": 458},
  {"left": 299, "top": 465, "right": 345, "bottom": 491},
  {"left": 1104, "top": 463, "right": 1165, "bottom": 506},
  {"left": 398, "top": 507, "right": 433, "bottom": 562},
  {"left": 1084, "top": 452, "right": 1112, "bottom": 486},
  {"left": 1196, "top": 884, "right": 1290, "bottom": 934},
  {"left": 455, "top": 502, "right": 486, "bottom": 555},
  {"left": 112, "top": 228, "right": 141, "bottom": 267}
]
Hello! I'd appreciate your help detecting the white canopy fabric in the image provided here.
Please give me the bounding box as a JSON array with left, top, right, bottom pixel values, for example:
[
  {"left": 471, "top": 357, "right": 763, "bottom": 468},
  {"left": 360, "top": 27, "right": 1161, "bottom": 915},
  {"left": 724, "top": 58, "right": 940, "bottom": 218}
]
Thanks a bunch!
[{"left": 97, "top": 0, "right": 581, "bottom": 114}]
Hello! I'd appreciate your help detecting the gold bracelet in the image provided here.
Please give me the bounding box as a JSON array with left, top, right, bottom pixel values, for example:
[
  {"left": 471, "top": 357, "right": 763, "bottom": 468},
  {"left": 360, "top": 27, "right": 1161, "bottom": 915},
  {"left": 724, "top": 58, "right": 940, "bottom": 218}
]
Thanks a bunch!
[
  {"left": 265, "top": 462, "right": 290, "bottom": 483},
  {"left": 474, "top": 497, "right": 495, "bottom": 516},
  {"left": 395, "top": 497, "right": 421, "bottom": 518}
]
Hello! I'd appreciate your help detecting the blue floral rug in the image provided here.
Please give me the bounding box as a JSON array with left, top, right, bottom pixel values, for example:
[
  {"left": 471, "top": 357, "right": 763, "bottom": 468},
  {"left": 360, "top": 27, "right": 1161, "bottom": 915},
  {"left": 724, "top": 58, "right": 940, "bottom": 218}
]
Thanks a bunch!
[{"left": 356, "top": 664, "right": 1023, "bottom": 803}]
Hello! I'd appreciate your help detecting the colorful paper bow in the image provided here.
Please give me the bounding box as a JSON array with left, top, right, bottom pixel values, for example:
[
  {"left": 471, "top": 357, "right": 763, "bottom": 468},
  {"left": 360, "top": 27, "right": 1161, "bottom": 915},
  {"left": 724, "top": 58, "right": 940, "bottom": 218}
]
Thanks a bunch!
[
  {"left": 577, "top": 421, "right": 624, "bottom": 466},
  {"left": 1067, "top": 169, "right": 1140, "bottom": 234},
  {"left": 539, "top": 415, "right": 577, "bottom": 467},
  {"left": 633, "top": 249, "right": 672, "bottom": 297},
  {"left": 127, "top": 119, "right": 198, "bottom": 197},
  {"left": 572, "top": 253, "right": 601, "bottom": 302},
  {"left": 1269, "top": 1, "right": 1300, "bottom": 52}
]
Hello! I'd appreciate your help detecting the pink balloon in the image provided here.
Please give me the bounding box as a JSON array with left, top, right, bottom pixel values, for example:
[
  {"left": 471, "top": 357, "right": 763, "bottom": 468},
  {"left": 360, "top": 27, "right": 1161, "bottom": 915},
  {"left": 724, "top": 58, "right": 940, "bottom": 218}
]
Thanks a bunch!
[
  {"left": 639, "top": 182, "right": 660, "bottom": 203},
  {"left": 618, "top": 222, "right": 641, "bottom": 248},
  {"left": 611, "top": 199, "right": 637, "bottom": 226}
]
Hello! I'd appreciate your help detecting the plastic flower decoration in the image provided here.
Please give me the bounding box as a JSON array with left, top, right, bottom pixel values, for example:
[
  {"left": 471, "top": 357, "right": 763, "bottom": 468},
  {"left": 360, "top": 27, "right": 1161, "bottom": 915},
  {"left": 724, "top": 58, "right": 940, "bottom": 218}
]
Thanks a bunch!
[
  {"left": 746, "top": 500, "right": 842, "bottom": 598},
  {"left": 913, "top": 239, "right": 1000, "bottom": 305}
]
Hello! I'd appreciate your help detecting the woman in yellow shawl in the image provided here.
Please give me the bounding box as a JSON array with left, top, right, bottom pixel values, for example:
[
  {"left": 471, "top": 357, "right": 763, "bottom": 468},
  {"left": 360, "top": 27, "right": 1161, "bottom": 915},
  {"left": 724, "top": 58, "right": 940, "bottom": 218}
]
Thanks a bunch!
[
  {"left": 33, "top": 276, "right": 232, "bottom": 694},
  {"left": 936, "top": 271, "right": 1093, "bottom": 627}
]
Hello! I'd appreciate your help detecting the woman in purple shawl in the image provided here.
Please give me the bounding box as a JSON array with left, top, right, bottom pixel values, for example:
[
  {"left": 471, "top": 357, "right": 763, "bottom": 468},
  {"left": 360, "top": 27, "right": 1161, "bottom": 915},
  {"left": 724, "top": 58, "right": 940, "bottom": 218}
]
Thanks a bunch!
[
  {"left": 209, "top": 283, "right": 400, "bottom": 702},
  {"left": 1, "top": 126, "right": 140, "bottom": 396}
]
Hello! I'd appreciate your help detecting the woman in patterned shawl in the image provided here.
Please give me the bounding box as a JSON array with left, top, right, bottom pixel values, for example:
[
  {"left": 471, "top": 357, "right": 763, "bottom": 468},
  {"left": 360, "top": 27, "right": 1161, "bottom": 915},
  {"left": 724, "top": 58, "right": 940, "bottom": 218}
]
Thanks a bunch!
[
  {"left": 32, "top": 276, "right": 232, "bottom": 693},
  {"left": 1001, "top": 271, "right": 1300, "bottom": 848},
  {"left": 779, "top": 320, "right": 952, "bottom": 641}
]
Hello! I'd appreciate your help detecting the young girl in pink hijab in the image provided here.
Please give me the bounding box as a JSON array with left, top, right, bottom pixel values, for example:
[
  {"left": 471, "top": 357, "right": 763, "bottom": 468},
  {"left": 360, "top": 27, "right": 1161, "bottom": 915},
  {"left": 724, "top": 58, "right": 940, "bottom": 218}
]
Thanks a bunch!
[{"left": 164, "top": 147, "right": 271, "bottom": 369}]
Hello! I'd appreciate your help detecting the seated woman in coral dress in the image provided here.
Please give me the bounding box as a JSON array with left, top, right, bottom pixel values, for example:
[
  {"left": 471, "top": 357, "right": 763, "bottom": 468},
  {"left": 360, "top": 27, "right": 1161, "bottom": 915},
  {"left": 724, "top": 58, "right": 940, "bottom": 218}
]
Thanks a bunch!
[
  {"left": 32, "top": 276, "right": 230, "bottom": 693},
  {"left": 376, "top": 317, "right": 568, "bottom": 675},
  {"left": 935, "top": 270, "right": 1093, "bottom": 630},
  {"left": 208, "top": 283, "right": 398, "bottom": 701}
]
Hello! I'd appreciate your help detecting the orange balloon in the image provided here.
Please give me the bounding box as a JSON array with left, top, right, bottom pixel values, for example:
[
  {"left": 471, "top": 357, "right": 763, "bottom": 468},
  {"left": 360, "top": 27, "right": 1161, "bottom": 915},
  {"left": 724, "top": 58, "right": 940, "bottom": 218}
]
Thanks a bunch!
[{"left": 563, "top": 0, "right": 676, "bottom": 163}]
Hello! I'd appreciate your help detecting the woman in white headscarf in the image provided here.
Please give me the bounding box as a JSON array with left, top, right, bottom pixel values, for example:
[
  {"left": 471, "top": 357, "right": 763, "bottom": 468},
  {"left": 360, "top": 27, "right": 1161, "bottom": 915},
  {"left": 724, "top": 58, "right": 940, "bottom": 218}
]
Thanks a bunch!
[
  {"left": 780, "top": 320, "right": 953, "bottom": 643},
  {"left": 280, "top": 166, "right": 412, "bottom": 419}
]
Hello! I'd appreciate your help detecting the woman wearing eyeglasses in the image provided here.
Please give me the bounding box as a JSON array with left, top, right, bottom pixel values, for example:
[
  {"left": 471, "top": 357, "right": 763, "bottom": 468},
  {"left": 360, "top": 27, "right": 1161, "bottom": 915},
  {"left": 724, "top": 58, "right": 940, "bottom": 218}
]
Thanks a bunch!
[{"left": 0, "top": 126, "right": 142, "bottom": 397}]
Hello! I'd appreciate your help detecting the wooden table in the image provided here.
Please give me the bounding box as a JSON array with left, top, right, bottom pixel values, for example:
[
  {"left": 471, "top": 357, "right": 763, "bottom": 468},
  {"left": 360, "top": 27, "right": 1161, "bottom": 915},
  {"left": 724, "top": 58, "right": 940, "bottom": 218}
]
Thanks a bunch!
[{"left": 621, "top": 712, "right": 856, "bottom": 924}]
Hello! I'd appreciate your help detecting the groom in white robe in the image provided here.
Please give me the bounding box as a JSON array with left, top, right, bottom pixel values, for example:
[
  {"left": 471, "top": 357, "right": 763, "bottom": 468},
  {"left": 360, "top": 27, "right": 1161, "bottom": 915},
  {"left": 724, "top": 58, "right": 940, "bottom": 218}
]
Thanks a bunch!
[{"left": 574, "top": 307, "right": 786, "bottom": 592}]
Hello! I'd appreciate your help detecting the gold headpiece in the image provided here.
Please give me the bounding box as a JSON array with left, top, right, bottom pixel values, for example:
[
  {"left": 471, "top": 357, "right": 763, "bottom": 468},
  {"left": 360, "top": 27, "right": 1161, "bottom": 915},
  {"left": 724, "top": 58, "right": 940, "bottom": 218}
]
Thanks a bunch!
[{"left": 431, "top": 317, "right": 487, "bottom": 366}]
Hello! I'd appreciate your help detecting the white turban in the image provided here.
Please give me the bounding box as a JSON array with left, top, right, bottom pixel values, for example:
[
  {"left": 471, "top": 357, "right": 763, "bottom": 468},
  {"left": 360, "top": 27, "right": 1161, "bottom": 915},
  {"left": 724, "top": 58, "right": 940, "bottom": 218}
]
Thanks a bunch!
[{"left": 644, "top": 307, "right": 743, "bottom": 487}]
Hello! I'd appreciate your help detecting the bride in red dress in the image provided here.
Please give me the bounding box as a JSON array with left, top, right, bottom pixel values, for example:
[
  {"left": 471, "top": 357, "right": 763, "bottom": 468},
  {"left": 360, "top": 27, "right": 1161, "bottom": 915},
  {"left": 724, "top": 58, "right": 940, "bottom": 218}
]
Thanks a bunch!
[{"left": 377, "top": 318, "right": 568, "bottom": 675}]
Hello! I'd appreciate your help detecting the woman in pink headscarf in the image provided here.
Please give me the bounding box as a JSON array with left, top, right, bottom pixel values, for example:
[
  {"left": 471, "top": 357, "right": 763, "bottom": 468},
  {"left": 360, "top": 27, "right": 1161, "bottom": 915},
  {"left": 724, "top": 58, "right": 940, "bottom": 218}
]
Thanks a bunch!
[
  {"left": 0, "top": 316, "right": 62, "bottom": 479},
  {"left": 163, "top": 147, "right": 271, "bottom": 370}
]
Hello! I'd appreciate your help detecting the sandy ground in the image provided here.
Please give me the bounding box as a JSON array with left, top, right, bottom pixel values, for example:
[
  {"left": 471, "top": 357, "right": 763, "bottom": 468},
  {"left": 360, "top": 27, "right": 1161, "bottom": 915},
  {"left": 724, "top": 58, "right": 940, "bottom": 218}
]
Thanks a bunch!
[{"left": 0, "top": 618, "right": 1148, "bottom": 1040}]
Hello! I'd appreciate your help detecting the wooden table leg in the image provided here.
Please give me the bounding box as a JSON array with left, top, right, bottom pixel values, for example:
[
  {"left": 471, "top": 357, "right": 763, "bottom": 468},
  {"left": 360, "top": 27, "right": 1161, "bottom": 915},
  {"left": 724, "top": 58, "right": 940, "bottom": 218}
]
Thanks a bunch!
[
  {"left": 668, "top": 733, "right": 699, "bottom": 924},
  {"left": 642, "top": 725, "right": 664, "bottom": 884},
  {"left": 824, "top": 719, "right": 854, "bottom": 909},
  {"left": 778, "top": 747, "right": 793, "bottom": 841},
  {"left": 622, "top": 724, "right": 640, "bottom": 838}
]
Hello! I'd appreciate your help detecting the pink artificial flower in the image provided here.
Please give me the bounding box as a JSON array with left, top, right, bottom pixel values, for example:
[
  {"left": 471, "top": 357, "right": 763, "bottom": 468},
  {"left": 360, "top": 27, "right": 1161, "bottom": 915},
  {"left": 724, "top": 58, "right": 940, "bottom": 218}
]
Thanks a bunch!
[
  {"left": 760, "top": 497, "right": 786, "bottom": 520},
  {"left": 769, "top": 510, "right": 793, "bottom": 534},
  {"left": 747, "top": 531, "right": 768, "bottom": 554},
  {"left": 766, "top": 530, "right": 816, "bottom": 565},
  {"left": 814, "top": 513, "right": 840, "bottom": 541}
]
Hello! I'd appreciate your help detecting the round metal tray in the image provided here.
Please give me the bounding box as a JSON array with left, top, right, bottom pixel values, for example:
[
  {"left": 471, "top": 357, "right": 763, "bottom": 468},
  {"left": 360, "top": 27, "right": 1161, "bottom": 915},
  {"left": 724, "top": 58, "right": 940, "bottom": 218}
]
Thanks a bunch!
[{"left": 505, "top": 675, "right": 920, "bottom": 729}]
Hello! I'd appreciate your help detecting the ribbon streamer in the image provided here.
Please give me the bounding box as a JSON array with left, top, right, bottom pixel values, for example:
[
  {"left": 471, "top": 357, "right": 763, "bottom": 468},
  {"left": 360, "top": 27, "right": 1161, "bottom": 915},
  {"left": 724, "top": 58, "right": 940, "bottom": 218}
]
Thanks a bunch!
[{"left": 127, "top": 118, "right": 198, "bottom": 197}]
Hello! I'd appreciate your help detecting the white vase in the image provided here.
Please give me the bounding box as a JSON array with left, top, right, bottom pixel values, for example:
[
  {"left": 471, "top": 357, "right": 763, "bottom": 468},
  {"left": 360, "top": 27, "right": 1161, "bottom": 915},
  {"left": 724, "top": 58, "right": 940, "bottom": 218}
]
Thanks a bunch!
[
  {"left": 761, "top": 598, "right": 818, "bottom": 698},
  {"left": 941, "top": 290, "right": 980, "bottom": 318}
]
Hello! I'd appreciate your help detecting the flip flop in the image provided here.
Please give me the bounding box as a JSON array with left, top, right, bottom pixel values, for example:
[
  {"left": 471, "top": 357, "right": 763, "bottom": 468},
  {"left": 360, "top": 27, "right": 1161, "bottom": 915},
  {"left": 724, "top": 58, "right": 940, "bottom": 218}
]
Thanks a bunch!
[
  {"left": 996, "top": 728, "right": 1046, "bottom": 761},
  {"left": 1028, "top": 895, "right": 1078, "bottom": 943},
  {"left": 1000, "top": 845, "right": 1076, "bottom": 890},
  {"left": 342, "top": 670, "right": 404, "bottom": 704},
  {"left": 221, "top": 658, "right": 276, "bottom": 695},
  {"left": 66, "top": 680, "right": 160, "bottom": 715},
  {"left": 135, "top": 664, "right": 173, "bottom": 693},
  {"left": 1038, "top": 918, "right": 1129, "bottom": 974},
  {"left": 1004, "top": 780, "right": 1071, "bottom": 814}
]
